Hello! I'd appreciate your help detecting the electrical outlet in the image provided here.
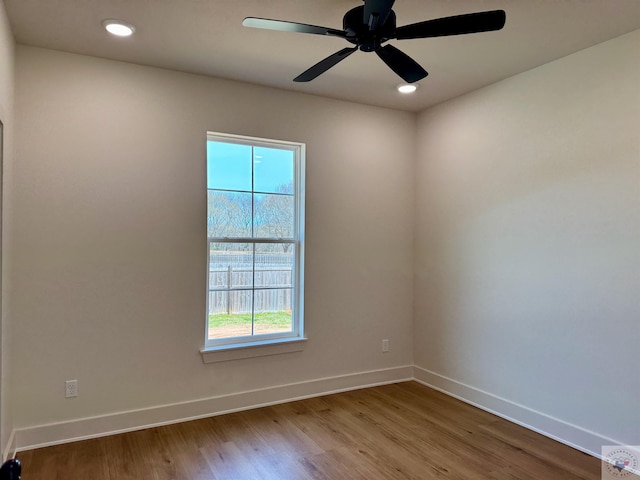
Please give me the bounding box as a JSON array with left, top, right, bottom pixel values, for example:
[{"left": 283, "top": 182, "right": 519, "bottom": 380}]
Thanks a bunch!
[
  {"left": 382, "top": 339, "right": 389, "bottom": 352},
  {"left": 65, "top": 379, "right": 78, "bottom": 398}
]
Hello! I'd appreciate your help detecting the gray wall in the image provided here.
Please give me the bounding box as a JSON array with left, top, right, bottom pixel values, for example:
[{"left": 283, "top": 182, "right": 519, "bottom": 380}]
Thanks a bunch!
[
  {"left": 414, "top": 30, "right": 639, "bottom": 453},
  {"left": 9, "top": 46, "right": 415, "bottom": 430},
  {"left": 0, "top": 0, "right": 15, "bottom": 458}
]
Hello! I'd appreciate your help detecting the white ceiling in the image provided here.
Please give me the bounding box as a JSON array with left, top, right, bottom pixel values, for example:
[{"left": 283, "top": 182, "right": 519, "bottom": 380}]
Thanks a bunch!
[{"left": 5, "top": 0, "right": 640, "bottom": 112}]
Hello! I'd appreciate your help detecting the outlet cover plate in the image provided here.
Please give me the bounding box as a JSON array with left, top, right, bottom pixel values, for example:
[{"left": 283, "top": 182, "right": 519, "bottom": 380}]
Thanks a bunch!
[{"left": 65, "top": 379, "right": 78, "bottom": 398}]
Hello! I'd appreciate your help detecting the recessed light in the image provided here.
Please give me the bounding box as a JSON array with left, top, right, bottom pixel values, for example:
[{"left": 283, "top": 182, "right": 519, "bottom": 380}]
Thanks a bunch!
[
  {"left": 103, "top": 19, "right": 135, "bottom": 37},
  {"left": 397, "top": 84, "right": 418, "bottom": 94}
]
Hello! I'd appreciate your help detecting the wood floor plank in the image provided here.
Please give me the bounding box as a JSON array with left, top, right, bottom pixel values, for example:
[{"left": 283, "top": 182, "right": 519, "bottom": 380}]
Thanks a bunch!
[
  {"left": 17, "top": 381, "right": 606, "bottom": 479},
  {"left": 201, "top": 441, "right": 265, "bottom": 480},
  {"left": 328, "top": 389, "right": 502, "bottom": 478},
  {"left": 160, "top": 423, "right": 216, "bottom": 480},
  {"left": 247, "top": 450, "right": 317, "bottom": 480}
]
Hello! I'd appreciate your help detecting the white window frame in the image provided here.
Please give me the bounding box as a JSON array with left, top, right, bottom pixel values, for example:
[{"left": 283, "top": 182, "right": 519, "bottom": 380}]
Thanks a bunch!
[{"left": 203, "top": 132, "right": 306, "bottom": 355}]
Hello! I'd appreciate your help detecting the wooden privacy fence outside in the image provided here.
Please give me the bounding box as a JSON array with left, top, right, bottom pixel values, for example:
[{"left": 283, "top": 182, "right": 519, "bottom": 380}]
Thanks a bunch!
[{"left": 208, "top": 253, "right": 294, "bottom": 314}]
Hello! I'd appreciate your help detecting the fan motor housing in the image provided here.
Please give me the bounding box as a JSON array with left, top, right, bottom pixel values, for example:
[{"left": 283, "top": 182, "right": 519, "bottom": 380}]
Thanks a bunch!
[{"left": 343, "top": 6, "right": 396, "bottom": 52}]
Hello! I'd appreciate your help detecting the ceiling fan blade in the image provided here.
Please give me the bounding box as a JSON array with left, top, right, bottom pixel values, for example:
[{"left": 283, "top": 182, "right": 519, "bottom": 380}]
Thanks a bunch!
[
  {"left": 294, "top": 47, "right": 358, "bottom": 82},
  {"left": 363, "top": 0, "right": 395, "bottom": 31},
  {"left": 242, "top": 17, "right": 346, "bottom": 38},
  {"left": 395, "top": 10, "right": 506, "bottom": 40},
  {"left": 376, "top": 44, "right": 427, "bottom": 83}
]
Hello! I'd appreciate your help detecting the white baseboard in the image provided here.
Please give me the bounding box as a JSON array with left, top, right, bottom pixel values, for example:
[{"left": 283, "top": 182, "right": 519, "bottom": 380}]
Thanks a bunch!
[
  {"left": 413, "top": 365, "right": 624, "bottom": 460},
  {"left": 12, "top": 365, "right": 414, "bottom": 453}
]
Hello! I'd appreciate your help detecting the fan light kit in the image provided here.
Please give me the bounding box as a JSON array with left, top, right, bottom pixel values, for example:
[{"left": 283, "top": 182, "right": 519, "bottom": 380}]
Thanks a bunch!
[
  {"left": 243, "top": 0, "right": 506, "bottom": 83},
  {"left": 397, "top": 83, "right": 417, "bottom": 93},
  {"left": 103, "top": 19, "right": 135, "bottom": 37}
]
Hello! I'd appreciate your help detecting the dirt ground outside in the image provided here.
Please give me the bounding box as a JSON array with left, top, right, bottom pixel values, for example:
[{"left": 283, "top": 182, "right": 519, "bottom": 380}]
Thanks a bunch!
[{"left": 208, "top": 324, "right": 290, "bottom": 339}]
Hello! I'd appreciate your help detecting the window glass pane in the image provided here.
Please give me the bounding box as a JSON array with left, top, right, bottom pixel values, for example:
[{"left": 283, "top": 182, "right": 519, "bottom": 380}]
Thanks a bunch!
[
  {"left": 206, "top": 133, "right": 304, "bottom": 348},
  {"left": 209, "top": 243, "right": 254, "bottom": 289},
  {"left": 207, "top": 141, "right": 252, "bottom": 191},
  {"left": 253, "top": 289, "right": 293, "bottom": 335},
  {"left": 208, "top": 190, "right": 252, "bottom": 237},
  {"left": 207, "top": 291, "right": 253, "bottom": 339},
  {"left": 253, "top": 147, "right": 294, "bottom": 194},
  {"left": 255, "top": 243, "right": 294, "bottom": 288},
  {"left": 254, "top": 193, "right": 294, "bottom": 239}
]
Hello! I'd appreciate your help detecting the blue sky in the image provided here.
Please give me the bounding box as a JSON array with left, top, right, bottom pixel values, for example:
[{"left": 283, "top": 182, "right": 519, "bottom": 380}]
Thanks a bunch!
[{"left": 207, "top": 141, "right": 294, "bottom": 194}]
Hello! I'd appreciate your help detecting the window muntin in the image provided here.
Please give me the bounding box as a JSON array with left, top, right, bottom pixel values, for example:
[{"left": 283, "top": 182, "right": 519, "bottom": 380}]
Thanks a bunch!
[{"left": 205, "top": 133, "right": 304, "bottom": 348}]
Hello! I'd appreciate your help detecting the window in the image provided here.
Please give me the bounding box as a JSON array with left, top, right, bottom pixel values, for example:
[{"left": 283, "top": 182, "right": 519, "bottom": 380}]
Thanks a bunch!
[{"left": 205, "top": 132, "right": 305, "bottom": 351}]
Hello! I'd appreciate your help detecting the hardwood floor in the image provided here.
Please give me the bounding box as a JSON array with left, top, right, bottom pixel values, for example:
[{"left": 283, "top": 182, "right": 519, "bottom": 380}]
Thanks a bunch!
[{"left": 17, "top": 381, "right": 604, "bottom": 479}]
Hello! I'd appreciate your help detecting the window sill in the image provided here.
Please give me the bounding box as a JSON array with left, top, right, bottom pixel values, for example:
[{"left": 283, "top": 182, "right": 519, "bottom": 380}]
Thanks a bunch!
[{"left": 200, "top": 337, "right": 308, "bottom": 364}]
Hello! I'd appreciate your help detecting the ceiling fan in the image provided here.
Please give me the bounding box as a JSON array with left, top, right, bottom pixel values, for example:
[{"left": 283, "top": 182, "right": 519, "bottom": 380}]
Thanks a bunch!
[{"left": 242, "top": 0, "right": 506, "bottom": 83}]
